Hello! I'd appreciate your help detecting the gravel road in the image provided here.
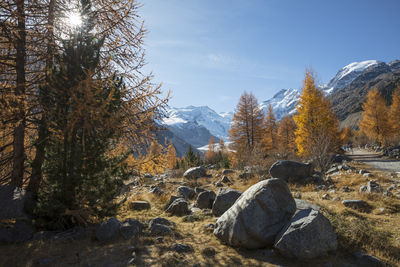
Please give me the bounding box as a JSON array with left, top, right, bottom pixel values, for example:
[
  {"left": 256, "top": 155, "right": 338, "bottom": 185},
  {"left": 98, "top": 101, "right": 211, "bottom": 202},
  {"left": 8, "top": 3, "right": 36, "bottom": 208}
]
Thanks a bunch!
[{"left": 347, "top": 148, "right": 400, "bottom": 173}]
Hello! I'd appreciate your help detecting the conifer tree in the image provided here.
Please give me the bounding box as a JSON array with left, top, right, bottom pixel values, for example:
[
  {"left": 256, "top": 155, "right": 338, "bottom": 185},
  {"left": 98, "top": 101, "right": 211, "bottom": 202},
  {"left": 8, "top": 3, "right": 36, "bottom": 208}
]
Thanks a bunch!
[
  {"left": 294, "top": 70, "right": 340, "bottom": 172},
  {"left": 359, "top": 88, "right": 390, "bottom": 146},
  {"left": 166, "top": 142, "right": 178, "bottom": 169},
  {"left": 262, "top": 104, "right": 278, "bottom": 153},
  {"left": 185, "top": 145, "right": 197, "bottom": 167},
  {"left": 205, "top": 137, "right": 217, "bottom": 164},
  {"left": 389, "top": 86, "right": 400, "bottom": 142},
  {"left": 277, "top": 115, "right": 297, "bottom": 157}
]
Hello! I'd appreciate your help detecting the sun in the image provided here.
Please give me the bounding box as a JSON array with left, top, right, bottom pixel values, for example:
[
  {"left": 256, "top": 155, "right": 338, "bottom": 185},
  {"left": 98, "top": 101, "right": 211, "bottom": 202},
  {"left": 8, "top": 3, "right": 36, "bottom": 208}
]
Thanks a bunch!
[{"left": 67, "top": 12, "right": 82, "bottom": 27}]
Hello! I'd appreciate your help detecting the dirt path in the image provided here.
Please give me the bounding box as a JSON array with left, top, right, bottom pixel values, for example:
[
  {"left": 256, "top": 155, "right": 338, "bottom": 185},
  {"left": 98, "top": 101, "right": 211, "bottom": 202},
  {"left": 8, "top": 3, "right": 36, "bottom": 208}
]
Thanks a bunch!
[{"left": 347, "top": 148, "right": 400, "bottom": 173}]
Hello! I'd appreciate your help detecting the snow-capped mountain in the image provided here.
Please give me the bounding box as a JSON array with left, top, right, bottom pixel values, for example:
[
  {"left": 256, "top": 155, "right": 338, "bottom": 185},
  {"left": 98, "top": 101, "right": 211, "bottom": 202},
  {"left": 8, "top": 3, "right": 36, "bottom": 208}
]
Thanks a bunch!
[
  {"left": 321, "top": 60, "right": 380, "bottom": 94},
  {"left": 163, "top": 106, "right": 232, "bottom": 140},
  {"left": 259, "top": 88, "right": 300, "bottom": 120}
]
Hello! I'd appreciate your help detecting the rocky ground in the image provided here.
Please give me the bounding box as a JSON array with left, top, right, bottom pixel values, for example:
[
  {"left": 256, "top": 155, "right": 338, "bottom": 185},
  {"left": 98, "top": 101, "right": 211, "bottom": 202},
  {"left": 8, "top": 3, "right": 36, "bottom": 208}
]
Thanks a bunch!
[{"left": 1, "top": 156, "right": 400, "bottom": 267}]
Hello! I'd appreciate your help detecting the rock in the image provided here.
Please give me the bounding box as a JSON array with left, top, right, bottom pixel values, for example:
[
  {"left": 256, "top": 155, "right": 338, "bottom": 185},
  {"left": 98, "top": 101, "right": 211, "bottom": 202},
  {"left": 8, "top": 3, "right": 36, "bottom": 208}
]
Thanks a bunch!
[
  {"left": 144, "top": 173, "right": 153, "bottom": 178},
  {"left": 149, "top": 217, "right": 171, "bottom": 228},
  {"left": 353, "top": 252, "right": 386, "bottom": 267},
  {"left": 195, "top": 187, "right": 206, "bottom": 195},
  {"left": 214, "top": 179, "right": 296, "bottom": 249},
  {"left": 342, "top": 200, "right": 372, "bottom": 212},
  {"left": 221, "top": 176, "right": 231, "bottom": 183},
  {"left": 367, "top": 181, "right": 382, "bottom": 193},
  {"left": 166, "top": 198, "right": 191, "bottom": 216},
  {"left": 329, "top": 189, "right": 336, "bottom": 194},
  {"left": 293, "top": 192, "right": 302, "bottom": 199},
  {"left": 274, "top": 209, "right": 337, "bottom": 259},
  {"left": 120, "top": 219, "right": 143, "bottom": 240},
  {"left": 238, "top": 172, "right": 253, "bottom": 179},
  {"left": 129, "top": 201, "right": 151, "bottom": 211},
  {"left": 0, "top": 186, "right": 29, "bottom": 220},
  {"left": 316, "top": 185, "right": 327, "bottom": 190},
  {"left": 295, "top": 199, "right": 320, "bottom": 212},
  {"left": 222, "top": 169, "right": 234, "bottom": 175},
  {"left": 363, "top": 173, "right": 373, "bottom": 178},
  {"left": 326, "top": 166, "right": 339, "bottom": 175},
  {"left": 150, "top": 223, "right": 173, "bottom": 236},
  {"left": 177, "top": 186, "right": 196, "bottom": 200},
  {"left": 215, "top": 181, "right": 223, "bottom": 187},
  {"left": 212, "top": 188, "right": 242, "bottom": 217},
  {"left": 359, "top": 169, "right": 369, "bottom": 175},
  {"left": 171, "top": 243, "right": 193, "bottom": 253},
  {"left": 149, "top": 185, "right": 163, "bottom": 195},
  {"left": 96, "top": 217, "right": 121, "bottom": 241},
  {"left": 204, "top": 223, "right": 215, "bottom": 232},
  {"left": 196, "top": 190, "right": 216, "bottom": 209},
  {"left": 156, "top": 181, "right": 166, "bottom": 188},
  {"left": 202, "top": 246, "right": 216, "bottom": 257},
  {"left": 325, "top": 176, "right": 333, "bottom": 183},
  {"left": 342, "top": 186, "right": 351, "bottom": 192},
  {"left": 322, "top": 193, "right": 330, "bottom": 200},
  {"left": 164, "top": 195, "right": 184, "bottom": 210},
  {"left": 183, "top": 166, "right": 206, "bottom": 179},
  {"left": 269, "top": 160, "right": 313, "bottom": 182},
  {"left": 156, "top": 236, "right": 164, "bottom": 243},
  {"left": 359, "top": 185, "right": 368, "bottom": 194}
]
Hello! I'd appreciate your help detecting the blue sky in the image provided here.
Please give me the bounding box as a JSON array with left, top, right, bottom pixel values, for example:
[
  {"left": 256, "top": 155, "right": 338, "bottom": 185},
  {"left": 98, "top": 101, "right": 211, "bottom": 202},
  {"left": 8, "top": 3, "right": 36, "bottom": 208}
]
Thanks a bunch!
[{"left": 141, "top": 0, "right": 400, "bottom": 113}]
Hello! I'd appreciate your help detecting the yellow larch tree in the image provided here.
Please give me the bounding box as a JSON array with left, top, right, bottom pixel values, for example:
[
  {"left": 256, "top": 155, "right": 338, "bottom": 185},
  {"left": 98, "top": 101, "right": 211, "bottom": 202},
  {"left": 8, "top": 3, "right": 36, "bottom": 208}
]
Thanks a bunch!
[
  {"left": 389, "top": 86, "right": 400, "bottom": 142},
  {"left": 166, "top": 142, "right": 178, "bottom": 169},
  {"left": 293, "top": 70, "right": 340, "bottom": 172},
  {"left": 277, "top": 115, "right": 297, "bottom": 157},
  {"left": 359, "top": 88, "right": 390, "bottom": 146},
  {"left": 262, "top": 104, "right": 278, "bottom": 153},
  {"left": 205, "top": 136, "right": 217, "bottom": 164}
]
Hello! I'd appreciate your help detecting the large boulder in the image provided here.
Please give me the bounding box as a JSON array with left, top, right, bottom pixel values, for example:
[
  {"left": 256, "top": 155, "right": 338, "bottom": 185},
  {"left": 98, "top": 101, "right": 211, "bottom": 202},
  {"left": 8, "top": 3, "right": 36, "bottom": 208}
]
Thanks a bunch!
[
  {"left": 0, "top": 186, "right": 28, "bottom": 220},
  {"left": 177, "top": 186, "right": 196, "bottom": 200},
  {"left": 120, "top": 219, "right": 143, "bottom": 240},
  {"left": 212, "top": 188, "right": 242, "bottom": 217},
  {"left": 213, "top": 178, "right": 296, "bottom": 249},
  {"left": 274, "top": 208, "right": 337, "bottom": 259},
  {"left": 196, "top": 190, "right": 216, "bottom": 209},
  {"left": 165, "top": 198, "right": 191, "bottom": 216},
  {"left": 129, "top": 201, "right": 150, "bottom": 211},
  {"left": 96, "top": 217, "right": 121, "bottom": 241},
  {"left": 183, "top": 166, "right": 206, "bottom": 179},
  {"left": 269, "top": 160, "right": 313, "bottom": 182}
]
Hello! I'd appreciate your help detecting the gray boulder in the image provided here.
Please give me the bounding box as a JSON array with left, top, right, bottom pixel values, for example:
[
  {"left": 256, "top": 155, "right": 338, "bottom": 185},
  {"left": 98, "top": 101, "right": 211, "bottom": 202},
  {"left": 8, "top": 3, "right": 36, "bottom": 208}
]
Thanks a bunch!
[
  {"left": 177, "top": 186, "right": 196, "bottom": 200},
  {"left": 274, "top": 209, "right": 337, "bottom": 259},
  {"left": 120, "top": 219, "right": 143, "bottom": 240},
  {"left": 96, "top": 217, "right": 121, "bottom": 241},
  {"left": 214, "top": 178, "right": 296, "bottom": 249},
  {"left": 165, "top": 198, "right": 191, "bottom": 216},
  {"left": 295, "top": 199, "right": 320, "bottom": 212},
  {"left": 171, "top": 243, "right": 193, "bottom": 253},
  {"left": 183, "top": 166, "right": 206, "bottom": 179},
  {"left": 367, "top": 181, "right": 382, "bottom": 193},
  {"left": 149, "top": 217, "right": 171, "bottom": 228},
  {"left": 354, "top": 252, "right": 386, "bottom": 267},
  {"left": 212, "top": 188, "right": 242, "bottom": 216},
  {"left": 195, "top": 187, "right": 206, "bottom": 194},
  {"left": 221, "top": 176, "right": 231, "bottom": 183},
  {"left": 164, "top": 195, "right": 184, "bottom": 210},
  {"left": 269, "top": 160, "right": 313, "bottom": 182},
  {"left": 196, "top": 190, "right": 216, "bottom": 209},
  {"left": 150, "top": 223, "right": 173, "bottom": 236},
  {"left": 222, "top": 169, "right": 234, "bottom": 175},
  {"left": 0, "top": 186, "right": 28, "bottom": 220}
]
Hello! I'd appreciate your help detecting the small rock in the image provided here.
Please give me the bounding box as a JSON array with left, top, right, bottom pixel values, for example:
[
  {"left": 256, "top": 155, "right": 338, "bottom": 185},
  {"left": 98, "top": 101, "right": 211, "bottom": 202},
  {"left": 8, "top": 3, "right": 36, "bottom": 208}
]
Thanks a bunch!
[
  {"left": 363, "top": 173, "right": 373, "bottom": 178},
  {"left": 328, "top": 189, "right": 336, "bottom": 194},
  {"left": 269, "top": 160, "right": 313, "bottom": 182},
  {"left": 184, "top": 166, "right": 206, "bottom": 179},
  {"left": 222, "top": 169, "right": 234, "bottom": 175},
  {"left": 96, "top": 217, "right": 121, "bottom": 241},
  {"left": 367, "top": 181, "right": 382, "bottom": 193},
  {"left": 149, "top": 185, "right": 163, "bottom": 195},
  {"left": 129, "top": 201, "right": 151, "bottom": 211},
  {"left": 120, "top": 219, "right": 143, "bottom": 240},
  {"left": 171, "top": 243, "right": 193, "bottom": 253},
  {"left": 215, "top": 181, "right": 223, "bottom": 187},
  {"left": 196, "top": 190, "right": 216, "bottom": 209},
  {"left": 316, "top": 185, "right": 326, "bottom": 190},
  {"left": 359, "top": 169, "right": 369, "bottom": 175},
  {"left": 359, "top": 185, "right": 368, "bottom": 194},
  {"left": 238, "top": 172, "right": 253, "bottom": 179},
  {"left": 221, "top": 176, "right": 231, "bottom": 183},
  {"left": 177, "top": 186, "right": 196, "bottom": 200},
  {"left": 204, "top": 223, "right": 215, "bottom": 232},
  {"left": 156, "top": 236, "right": 164, "bottom": 243},
  {"left": 202, "top": 247, "right": 216, "bottom": 257},
  {"left": 166, "top": 198, "right": 191, "bottom": 216},
  {"left": 342, "top": 200, "right": 372, "bottom": 212},
  {"left": 144, "top": 173, "right": 153, "bottom": 179},
  {"left": 150, "top": 223, "right": 173, "bottom": 236},
  {"left": 164, "top": 195, "right": 184, "bottom": 210},
  {"left": 342, "top": 186, "right": 351, "bottom": 192},
  {"left": 322, "top": 193, "right": 330, "bottom": 200}
]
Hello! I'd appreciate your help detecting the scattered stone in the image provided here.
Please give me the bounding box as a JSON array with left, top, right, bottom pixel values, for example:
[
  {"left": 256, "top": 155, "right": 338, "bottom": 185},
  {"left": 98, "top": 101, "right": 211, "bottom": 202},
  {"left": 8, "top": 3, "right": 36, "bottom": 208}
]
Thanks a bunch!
[
  {"left": 332, "top": 197, "right": 341, "bottom": 201},
  {"left": 171, "top": 243, "right": 193, "bottom": 253},
  {"left": 367, "top": 181, "right": 382, "bottom": 193},
  {"left": 322, "top": 193, "right": 330, "bottom": 200},
  {"left": 212, "top": 187, "right": 242, "bottom": 217},
  {"left": 359, "top": 169, "right": 369, "bottom": 175},
  {"left": 328, "top": 189, "right": 336, "bottom": 194},
  {"left": 195, "top": 187, "right": 206, "bottom": 195},
  {"left": 129, "top": 201, "right": 151, "bottom": 211},
  {"left": 164, "top": 195, "right": 184, "bottom": 210},
  {"left": 326, "top": 166, "right": 339, "bottom": 175},
  {"left": 202, "top": 247, "right": 216, "bottom": 257},
  {"left": 149, "top": 217, "right": 171, "bottom": 228},
  {"left": 204, "top": 223, "right": 215, "bottom": 232},
  {"left": 353, "top": 252, "right": 386, "bottom": 267},
  {"left": 295, "top": 199, "right": 320, "bottom": 212},
  {"left": 342, "top": 200, "right": 372, "bottom": 212},
  {"left": 183, "top": 166, "right": 206, "bottom": 179},
  {"left": 359, "top": 185, "right": 368, "bottom": 194},
  {"left": 383, "top": 191, "right": 393, "bottom": 197},
  {"left": 342, "top": 186, "right": 351, "bottom": 192},
  {"left": 144, "top": 173, "right": 153, "bottom": 179},
  {"left": 166, "top": 198, "right": 191, "bottom": 216},
  {"left": 316, "top": 185, "right": 326, "bottom": 191},
  {"left": 156, "top": 181, "right": 166, "bottom": 188},
  {"left": 96, "top": 217, "right": 121, "bottom": 241},
  {"left": 221, "top": 176, "right": 231, "bottom": 183},
  {"left": 274, "top": 209, "right": 337, "bottom": 259},
  {"left": 222, "top": 169, "right": 234, "bottom": 175},
  {"left": 215, "top": 181, "right": 223, "bottom": 187},
  {"left": 120, "top": 219, "right": 143, "bottom": 240},
  {"left": 196, "top": 190, "right": 216, "bottom": 209},
  {"left": 150, "top": 223, "right": 173, "bottom": 236},
  {"left": 269, "top": 160, "right": 313, "bottom": 182},
  {"left": 214, "top": 179, "right": 296, "bottom": 249},
  {"left": 156, "top": 236, "right": 164, "bottom": 243},
  {"left": 177, "top": 186, "right": 196, "bottom": 200},
  {"left": 238, "top": 172, "right": 253, "bottom": 179},
  {"left": 149, "top": 185, "right": 163, "bottom": 195},
  {"left": 363, "top": 173, "right": 374, "bottom": 178}
]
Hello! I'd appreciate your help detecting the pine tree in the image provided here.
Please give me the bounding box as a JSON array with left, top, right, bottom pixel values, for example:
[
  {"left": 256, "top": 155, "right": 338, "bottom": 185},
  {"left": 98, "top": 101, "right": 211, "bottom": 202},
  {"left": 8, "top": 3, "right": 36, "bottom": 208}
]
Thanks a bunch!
[
  {"left": 262, "top": 104, "right": 278, "bottom": 153},
  {"left": 389, "top": 86, "right": 400, "bottom": 142},
  {"left": 229, "top": 92, "right": 264, "bottom": 166},
  {"left": 359, "top": 87, "right": 390, "bottom": 146},
  {"left": 185, "top": 145, "right": 197, "bottom": 167},
  {"left": 277, "top": 115, "right": 297, "bottom": 157},
  {"left": 294, "top": 70, "right": 340, "bottom": 172}
]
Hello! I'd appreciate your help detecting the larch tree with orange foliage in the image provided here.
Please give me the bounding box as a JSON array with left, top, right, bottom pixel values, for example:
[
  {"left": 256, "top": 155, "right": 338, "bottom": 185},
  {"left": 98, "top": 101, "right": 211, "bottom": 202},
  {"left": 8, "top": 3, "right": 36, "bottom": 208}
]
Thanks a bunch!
[
  {"left": 166, "top": 142, "right": 178, "bottom": 169},
  {"left": 294, "top": 70, "right": 340, "bottom": 173},
  {"left": 262, "top": 104, "right": 278, "bottom": 153},
  {"left": 229, "top": 92, "right": 264, "bottom": 167},
  {"left": 389, "top": 86, "right": 400, "bottom": 142},
  {"left": 359, "top": 88, "right": 390, "bottom": 146},
  {"left": 205, "top": 136, "right": 217, "bottom": 164},
  {"left": 277, "top": 115, "right": 297, "bottom": 157}
]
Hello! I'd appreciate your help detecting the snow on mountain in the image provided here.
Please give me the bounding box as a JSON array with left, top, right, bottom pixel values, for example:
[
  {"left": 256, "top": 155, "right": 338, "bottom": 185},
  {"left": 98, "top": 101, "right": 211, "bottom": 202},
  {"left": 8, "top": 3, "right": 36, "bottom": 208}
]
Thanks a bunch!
[
  {"left": 163, "top": 106, "right": 232, "bottom": 140},
  {"left": 259, "top": 88, "right": 300, "bottom": 120},
  {"left": 322, "top": 60, "right": 380, "bottom": 94}
]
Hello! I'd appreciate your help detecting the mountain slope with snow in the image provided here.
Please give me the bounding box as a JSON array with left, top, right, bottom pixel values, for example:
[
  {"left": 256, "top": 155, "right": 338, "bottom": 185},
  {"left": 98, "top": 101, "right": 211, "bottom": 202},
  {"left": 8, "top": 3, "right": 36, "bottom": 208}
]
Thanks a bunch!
[{"left": 259, "top": 88, "right": 300, "bottom": 120}]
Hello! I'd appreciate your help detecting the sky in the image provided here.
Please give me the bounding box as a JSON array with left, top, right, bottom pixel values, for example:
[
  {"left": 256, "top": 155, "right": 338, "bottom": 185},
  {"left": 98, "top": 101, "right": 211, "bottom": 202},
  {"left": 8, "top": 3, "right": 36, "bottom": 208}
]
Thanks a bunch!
[{"left": 141, "top": 0, "right": 400, "bottom": 113}]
